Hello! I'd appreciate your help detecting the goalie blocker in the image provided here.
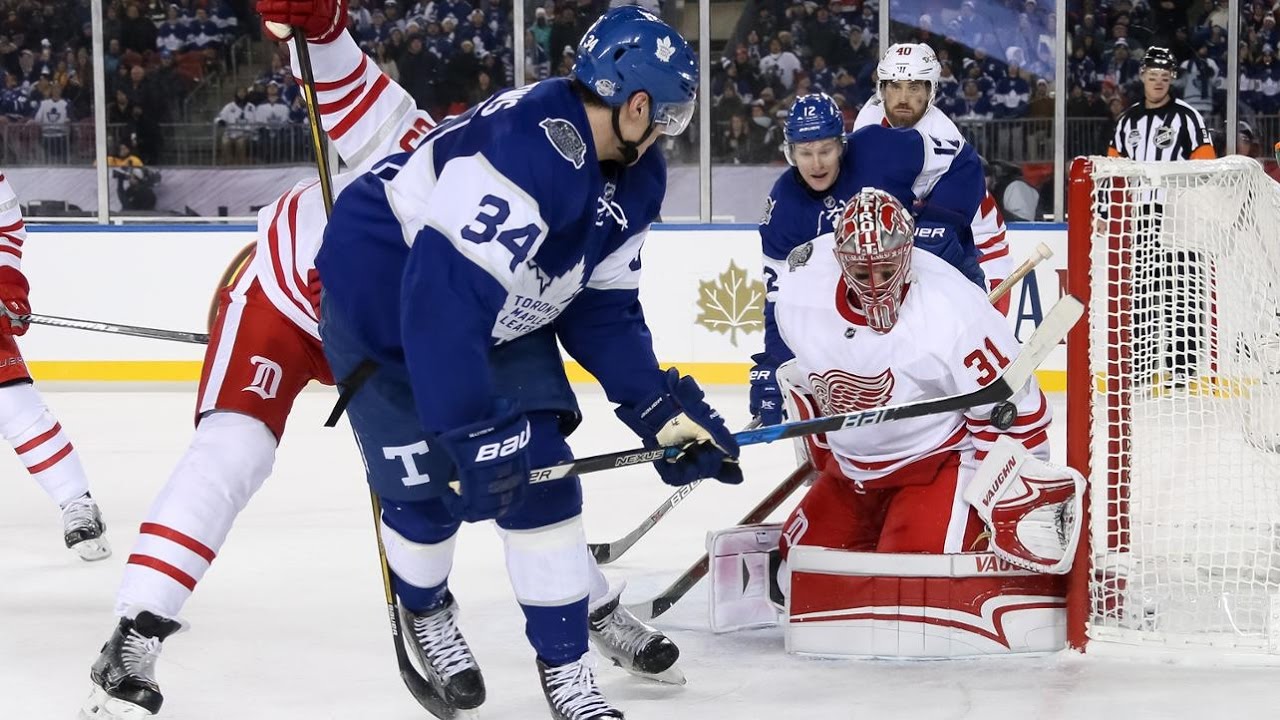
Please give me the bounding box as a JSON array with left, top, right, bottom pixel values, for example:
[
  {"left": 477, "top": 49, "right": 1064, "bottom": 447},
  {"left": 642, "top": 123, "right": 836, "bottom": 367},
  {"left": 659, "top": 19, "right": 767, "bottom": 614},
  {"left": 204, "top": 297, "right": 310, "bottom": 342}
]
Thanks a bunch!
[{"left": 707, "top": 437, "right": 1084, "bottom": 657}]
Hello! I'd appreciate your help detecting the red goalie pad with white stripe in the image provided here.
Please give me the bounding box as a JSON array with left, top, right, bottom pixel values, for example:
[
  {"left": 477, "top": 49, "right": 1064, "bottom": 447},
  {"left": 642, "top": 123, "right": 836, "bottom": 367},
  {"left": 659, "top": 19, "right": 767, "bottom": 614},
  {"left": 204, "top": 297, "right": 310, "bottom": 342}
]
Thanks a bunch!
[{"left": 786, "top": 549, "right": 1067, "bottom": 658}]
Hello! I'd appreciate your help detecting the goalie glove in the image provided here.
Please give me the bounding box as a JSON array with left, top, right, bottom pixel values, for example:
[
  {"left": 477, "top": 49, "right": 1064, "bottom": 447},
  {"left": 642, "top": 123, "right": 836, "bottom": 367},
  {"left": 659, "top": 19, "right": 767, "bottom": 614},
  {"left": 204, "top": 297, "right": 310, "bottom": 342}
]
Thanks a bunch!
[{"left": 963, "top": 435, "right": 1085, "bottom": 575}]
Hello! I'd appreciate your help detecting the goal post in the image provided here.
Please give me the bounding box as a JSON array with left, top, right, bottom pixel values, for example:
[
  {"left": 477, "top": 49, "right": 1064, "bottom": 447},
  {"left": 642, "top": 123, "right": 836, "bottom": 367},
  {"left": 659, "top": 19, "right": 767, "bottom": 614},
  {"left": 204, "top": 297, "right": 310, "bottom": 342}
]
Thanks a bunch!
[{"left": 1067, "top": 155, "right": 1280, "bottom": 654}]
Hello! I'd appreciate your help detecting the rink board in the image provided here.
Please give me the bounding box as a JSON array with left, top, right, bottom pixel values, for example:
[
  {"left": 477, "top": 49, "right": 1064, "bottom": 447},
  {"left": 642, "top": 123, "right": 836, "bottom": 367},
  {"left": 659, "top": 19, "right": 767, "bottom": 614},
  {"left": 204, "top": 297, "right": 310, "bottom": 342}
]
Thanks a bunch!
[{"left": 18, "top": 223, "right": 1068, "bottom": 386}]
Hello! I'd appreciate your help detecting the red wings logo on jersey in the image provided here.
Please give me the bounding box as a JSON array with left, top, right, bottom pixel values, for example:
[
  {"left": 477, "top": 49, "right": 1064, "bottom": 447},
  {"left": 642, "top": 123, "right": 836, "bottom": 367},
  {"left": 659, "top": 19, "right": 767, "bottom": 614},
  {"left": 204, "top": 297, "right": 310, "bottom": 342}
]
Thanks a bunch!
[{"left": 809, "top": 368, "right": 895, "bottom": 414}]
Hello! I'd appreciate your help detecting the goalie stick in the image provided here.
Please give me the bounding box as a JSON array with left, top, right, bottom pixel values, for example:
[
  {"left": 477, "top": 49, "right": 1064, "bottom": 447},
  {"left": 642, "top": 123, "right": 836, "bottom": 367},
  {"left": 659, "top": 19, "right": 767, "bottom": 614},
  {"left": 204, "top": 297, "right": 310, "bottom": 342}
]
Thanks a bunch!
[{"left": 589, "top": 243, "right": 1056, "bottom": 565}]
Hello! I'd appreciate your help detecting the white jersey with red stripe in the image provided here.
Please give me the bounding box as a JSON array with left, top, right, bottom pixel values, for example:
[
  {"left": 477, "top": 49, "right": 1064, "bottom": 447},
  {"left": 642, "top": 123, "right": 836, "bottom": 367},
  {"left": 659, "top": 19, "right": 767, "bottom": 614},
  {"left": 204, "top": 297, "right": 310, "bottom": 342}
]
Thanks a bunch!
[
  {"left": 774, "top": 234, "right": 1050, "bottom": 485},
  {"left": 250, "top": 33, "right": 435, "bottom": 339},
  {"left": 854, "top": 102, "right": 1012, "bottom": 297},
  {"left": 0, "top": 172, "right": 26, "bottom": 276}
]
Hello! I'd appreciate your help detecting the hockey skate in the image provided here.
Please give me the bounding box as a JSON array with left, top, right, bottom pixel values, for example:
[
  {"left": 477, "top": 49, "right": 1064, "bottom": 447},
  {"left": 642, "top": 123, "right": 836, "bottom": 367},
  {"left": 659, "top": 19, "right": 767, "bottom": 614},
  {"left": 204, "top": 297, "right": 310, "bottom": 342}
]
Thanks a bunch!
[
  {"left": 400, "top": 593, "right": 485, "bottom": 718},
  {"left": 537, "top": 657, "right": 624, "bottom": 720},
  {"left": 589, "top": 584, "right": 684, "bottom": 685},
  {"left": 62, "top": 493, "right": 111, "bottom": 561},
  {"left": 81, "top": 611, "right": 182, "bottom": 719}
]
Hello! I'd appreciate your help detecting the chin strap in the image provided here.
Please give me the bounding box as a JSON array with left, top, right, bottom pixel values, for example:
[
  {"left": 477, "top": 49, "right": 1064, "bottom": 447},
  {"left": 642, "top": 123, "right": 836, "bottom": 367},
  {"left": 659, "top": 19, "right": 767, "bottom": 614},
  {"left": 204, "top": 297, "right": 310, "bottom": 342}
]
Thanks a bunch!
[{"left": 611, "top": 106, "right": 657, "bottom": 165}]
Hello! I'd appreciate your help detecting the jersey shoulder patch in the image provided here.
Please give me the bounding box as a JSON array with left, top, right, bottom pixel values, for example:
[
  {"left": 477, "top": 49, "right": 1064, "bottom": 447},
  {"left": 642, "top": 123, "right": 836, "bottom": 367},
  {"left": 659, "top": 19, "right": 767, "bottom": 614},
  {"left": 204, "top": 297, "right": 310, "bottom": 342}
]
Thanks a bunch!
[
  {"left": 540, "top": 118, "right": 587, "bottom": 169},
  {"left": 760, "top": 195, "right": 776, "bottom": 225},
  {"left": 787, "top": 240, "right": 813, "bottom": 271}
]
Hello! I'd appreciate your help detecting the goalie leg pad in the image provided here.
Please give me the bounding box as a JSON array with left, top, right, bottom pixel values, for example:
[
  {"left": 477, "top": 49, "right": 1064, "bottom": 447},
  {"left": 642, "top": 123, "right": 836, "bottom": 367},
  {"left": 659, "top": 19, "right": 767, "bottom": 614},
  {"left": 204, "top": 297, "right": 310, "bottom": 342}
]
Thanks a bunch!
[
  {"left": 785, "top": 549, "right": 1067, "bottom": 658},
  {"left": 707, "top": 523, "right": 783, "bottom": 633},
  {"left": 963, "top": 436, "right": 1085, "bottom": 574}
]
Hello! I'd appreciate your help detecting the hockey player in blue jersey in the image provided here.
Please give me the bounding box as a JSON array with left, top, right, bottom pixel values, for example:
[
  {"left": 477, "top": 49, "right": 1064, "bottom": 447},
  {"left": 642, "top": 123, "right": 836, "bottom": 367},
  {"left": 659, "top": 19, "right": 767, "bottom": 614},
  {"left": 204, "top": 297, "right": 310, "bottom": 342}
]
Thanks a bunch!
[
  {"left": 748, "top": 92, "right": 988, "bottom": 425},
  {"left": 316, "top": 7, "right": 741, "bottom": 719}
]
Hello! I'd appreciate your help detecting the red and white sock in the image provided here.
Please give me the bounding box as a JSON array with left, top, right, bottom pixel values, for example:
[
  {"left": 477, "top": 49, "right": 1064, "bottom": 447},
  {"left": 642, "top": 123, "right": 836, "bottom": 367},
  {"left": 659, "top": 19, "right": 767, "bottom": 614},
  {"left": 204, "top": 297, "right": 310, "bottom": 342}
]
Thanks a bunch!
[
  {"left": 0, "top": 383, "right": 88, "bottom": 507},
  {"left": 115, "top": 412, "right": 277, "bottom": 619}
]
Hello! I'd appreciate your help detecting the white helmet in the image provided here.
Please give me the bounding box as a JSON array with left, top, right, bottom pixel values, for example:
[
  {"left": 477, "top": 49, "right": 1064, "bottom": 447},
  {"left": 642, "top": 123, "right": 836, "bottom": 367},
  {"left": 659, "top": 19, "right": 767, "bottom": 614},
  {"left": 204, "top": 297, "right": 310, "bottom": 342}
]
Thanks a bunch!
[{"left": 875, "top": 43, "right": 941, "bottom": 106}]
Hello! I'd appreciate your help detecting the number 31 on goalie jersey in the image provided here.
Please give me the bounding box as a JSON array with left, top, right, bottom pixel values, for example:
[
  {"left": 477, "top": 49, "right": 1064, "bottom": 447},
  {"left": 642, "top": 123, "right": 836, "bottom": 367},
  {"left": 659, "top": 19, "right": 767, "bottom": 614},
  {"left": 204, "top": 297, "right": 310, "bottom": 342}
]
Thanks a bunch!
[{"left": 964, "top": 337, "right": 1011, "bottom": 386}]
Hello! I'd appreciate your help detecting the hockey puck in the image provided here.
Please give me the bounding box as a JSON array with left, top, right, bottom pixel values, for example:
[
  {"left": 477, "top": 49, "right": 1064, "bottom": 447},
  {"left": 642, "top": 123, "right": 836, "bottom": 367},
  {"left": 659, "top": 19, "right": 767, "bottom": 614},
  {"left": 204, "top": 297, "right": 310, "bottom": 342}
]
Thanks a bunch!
[{"left": 990, "top": 401, "right": 1017, "bottom": 430}]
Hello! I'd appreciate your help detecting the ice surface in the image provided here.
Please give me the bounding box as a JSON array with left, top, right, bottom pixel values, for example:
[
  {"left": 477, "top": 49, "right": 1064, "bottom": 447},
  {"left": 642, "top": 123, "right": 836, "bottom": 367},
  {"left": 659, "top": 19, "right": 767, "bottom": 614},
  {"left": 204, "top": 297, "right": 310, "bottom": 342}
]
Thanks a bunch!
[{"left": 1, "top": 387, "right": 1276, "bottom": 719}]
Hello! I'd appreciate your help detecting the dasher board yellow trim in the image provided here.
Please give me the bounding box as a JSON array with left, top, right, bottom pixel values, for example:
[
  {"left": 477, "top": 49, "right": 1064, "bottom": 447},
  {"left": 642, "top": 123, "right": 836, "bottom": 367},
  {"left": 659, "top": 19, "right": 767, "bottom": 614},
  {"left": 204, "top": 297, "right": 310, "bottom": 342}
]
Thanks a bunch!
[{"left": 30, "top": 360, "right": 1069, "bottom": 391}]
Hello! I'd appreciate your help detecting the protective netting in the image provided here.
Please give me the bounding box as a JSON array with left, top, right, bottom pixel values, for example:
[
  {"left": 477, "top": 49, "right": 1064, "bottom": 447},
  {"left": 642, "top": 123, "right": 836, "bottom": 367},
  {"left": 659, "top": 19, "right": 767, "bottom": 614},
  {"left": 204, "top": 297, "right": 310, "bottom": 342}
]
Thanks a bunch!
[{"left": 1082, "top": 156, "right": 1280, "bottom": 652}]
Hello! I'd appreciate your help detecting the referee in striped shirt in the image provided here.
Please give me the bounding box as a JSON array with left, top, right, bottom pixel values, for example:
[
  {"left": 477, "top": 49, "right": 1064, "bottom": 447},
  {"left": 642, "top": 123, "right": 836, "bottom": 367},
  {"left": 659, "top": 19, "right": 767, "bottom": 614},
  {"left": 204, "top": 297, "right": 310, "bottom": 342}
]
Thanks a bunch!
[
  {"left": 1107, "top": 47, "right": 1217, "bottom": 161},
  {"left": 1108, "top": 46, "right": 1216, "bottom": 387}
]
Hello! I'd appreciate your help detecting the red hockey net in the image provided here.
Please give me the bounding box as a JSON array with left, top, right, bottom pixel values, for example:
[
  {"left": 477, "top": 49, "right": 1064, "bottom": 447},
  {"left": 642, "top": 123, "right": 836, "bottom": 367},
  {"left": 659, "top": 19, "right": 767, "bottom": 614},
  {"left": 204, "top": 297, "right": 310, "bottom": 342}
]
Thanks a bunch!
[{"left": 1067, "top": 156, "right": 1280, "bottom": 654}]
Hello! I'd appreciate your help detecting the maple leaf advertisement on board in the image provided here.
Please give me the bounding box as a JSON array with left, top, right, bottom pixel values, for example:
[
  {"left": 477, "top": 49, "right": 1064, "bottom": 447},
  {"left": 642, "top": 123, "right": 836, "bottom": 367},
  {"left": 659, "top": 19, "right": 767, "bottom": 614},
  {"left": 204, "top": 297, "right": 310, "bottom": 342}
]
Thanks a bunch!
[{"left": 694, "top": 260, "right": 765, "bottom": 346}]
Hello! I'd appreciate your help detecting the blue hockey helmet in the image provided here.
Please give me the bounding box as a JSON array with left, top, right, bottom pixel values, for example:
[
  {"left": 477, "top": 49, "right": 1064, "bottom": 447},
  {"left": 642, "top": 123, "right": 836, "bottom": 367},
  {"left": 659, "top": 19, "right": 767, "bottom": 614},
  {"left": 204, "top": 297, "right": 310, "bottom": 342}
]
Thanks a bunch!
[
  {"left": 783, "top": 93, "right": 846, "bottom": 166},
  {"left": 573, "top": 7, "right": 699, "bottom": 137}
]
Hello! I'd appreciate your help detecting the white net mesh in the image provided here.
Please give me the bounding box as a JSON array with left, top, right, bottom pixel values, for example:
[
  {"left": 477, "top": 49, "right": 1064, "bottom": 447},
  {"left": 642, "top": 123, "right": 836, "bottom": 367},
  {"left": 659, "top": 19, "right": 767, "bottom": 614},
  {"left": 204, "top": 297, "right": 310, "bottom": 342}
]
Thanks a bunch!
[{"left": 1083, "top": 156, "right": 1280, "bottom": 652}]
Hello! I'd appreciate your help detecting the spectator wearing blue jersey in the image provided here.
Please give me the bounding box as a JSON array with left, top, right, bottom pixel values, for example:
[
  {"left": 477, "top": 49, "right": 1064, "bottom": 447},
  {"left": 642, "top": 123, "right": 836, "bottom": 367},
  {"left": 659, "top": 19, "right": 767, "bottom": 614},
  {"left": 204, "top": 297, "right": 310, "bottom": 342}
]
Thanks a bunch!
[
  {"left": 155, "top": 5, "right": 189, "bottom": 54},
  {"left": 316, "top": 7, "right": 735, "bottom": 717}
]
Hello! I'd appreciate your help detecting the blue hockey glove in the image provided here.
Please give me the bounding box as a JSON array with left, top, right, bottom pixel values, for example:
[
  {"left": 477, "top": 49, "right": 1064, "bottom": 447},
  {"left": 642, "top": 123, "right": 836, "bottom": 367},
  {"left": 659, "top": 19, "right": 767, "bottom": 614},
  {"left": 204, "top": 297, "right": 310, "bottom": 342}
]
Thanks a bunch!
[
  {"left": 748, "top": 352, "right": 783, "bottom": 426},
  {"left": 615, "top": 368, "right": 743, "bottom": 487},
  {"left": 436, "top": 400, "right": 531, "bottom": 522}
]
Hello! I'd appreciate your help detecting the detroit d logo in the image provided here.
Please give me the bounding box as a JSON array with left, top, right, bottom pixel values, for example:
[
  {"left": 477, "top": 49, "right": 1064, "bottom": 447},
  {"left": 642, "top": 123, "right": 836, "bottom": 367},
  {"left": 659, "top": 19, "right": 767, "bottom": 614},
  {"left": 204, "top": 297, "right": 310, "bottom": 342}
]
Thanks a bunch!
[{"left": 243, "top": 355, "right": 282, "bottom": 399}]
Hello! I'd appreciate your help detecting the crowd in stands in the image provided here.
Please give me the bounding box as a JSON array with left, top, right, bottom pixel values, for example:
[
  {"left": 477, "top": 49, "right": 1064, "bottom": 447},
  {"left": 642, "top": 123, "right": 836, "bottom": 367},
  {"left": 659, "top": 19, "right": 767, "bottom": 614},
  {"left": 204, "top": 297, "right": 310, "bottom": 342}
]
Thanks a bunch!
[
  {"left": 9, "top": 0, "right": 1280, "bottom": 169},
  {"left": 708, "top": 0, "right": 1060, "bottom": 164},
  {"left": 0, "top": 0, "right": 251, "bottom": 165}
]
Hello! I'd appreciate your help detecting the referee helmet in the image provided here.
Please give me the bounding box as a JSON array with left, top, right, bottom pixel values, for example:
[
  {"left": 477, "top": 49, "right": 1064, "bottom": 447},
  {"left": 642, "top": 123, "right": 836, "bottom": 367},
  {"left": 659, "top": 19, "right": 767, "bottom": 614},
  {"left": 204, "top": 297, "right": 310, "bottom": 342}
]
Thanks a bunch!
[{"left": 1141, "top": 46, "right": 1178, "bottom": 74}]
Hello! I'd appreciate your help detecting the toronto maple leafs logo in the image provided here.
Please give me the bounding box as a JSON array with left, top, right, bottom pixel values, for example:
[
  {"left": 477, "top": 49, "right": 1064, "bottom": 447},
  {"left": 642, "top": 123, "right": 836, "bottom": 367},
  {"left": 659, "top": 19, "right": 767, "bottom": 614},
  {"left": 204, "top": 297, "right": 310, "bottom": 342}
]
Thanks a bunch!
[
  {"left": 595, "top": 182, "right": 628, "bottom": 229},
  {"left": 809, "top": 367, "right": 895, "bottom": 414},
  {"left": 540, "top": 118, "right": 586, "bottom": 169},
  {"left": 759, "top": 196, "right": 775, "bottom": 225},
  {"left": 819, "top": 198, "right": 847, "bottom": 235},
  {"left": 786, "top": 241, "right": 812, "bottom": 271},
  {"left": 492, "top": 259, "right": 587, "bottom": 343},
  {"left": 655, "top": 36, "right": 675, "bottom": 62}
]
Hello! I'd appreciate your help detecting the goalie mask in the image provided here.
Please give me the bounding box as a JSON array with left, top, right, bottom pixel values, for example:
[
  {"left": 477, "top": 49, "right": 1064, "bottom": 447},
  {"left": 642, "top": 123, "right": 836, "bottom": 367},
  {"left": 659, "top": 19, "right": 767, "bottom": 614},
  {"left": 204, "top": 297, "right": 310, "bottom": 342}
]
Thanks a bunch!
[{"left": 833, "top": 188, "right": 915, "bottom": 333}]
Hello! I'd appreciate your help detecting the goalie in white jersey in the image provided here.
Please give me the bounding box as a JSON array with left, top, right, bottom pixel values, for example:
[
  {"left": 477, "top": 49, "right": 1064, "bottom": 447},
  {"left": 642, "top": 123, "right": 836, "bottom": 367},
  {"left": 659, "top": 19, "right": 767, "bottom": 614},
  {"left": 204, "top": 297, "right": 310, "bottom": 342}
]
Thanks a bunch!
[{"left": 756, "top": 189, "right": 1084, "bottom": 657}]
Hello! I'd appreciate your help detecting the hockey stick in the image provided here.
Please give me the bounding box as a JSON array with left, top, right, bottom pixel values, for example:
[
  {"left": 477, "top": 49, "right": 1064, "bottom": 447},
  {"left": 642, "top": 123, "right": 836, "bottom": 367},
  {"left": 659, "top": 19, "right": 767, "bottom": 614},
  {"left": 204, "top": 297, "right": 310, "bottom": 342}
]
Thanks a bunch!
[
  {"left": 278, "top": 31, "right": 443, "bottom": 714},
  {"left": 537, "top": 294, "right": 1083, "bottom": 486},
  {"left": 625, "top": 461, "right": 816, "bottom": 621},
  {"left": 987, "top": 242, "right": 1053, "bottom": 304},
  {"left": 2, "top": 309, "right": 210, "bottom": 344},
  {"left": 589, "top": 418, "right": 763, "bottom": 565},
  {"left": 590, "top": 245, "right": 1055, "bottom": 566}
]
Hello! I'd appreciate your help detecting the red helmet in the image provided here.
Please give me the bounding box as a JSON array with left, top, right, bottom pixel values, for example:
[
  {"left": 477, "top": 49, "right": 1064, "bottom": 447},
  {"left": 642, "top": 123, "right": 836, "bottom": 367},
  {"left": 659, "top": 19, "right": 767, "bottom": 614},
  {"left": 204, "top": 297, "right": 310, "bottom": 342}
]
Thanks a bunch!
[{"left": 833, "top": 188, "right": 915, "bottom": 332}]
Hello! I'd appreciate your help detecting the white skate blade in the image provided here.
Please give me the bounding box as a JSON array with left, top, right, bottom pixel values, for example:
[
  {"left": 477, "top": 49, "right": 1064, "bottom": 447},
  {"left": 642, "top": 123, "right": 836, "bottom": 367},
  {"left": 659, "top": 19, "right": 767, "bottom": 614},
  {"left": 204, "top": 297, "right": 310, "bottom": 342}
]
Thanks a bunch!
[
  {"left": 611, "top": 658, "right": 686, "bottom": 686},
  {"left": 79, "top": 686, "right": 153, "bottom": 719},
  {"left": 637, "top": 663, "right": 686, "bottom": 686},
  {"left": 72, "top": 536, "right": 112, "bottom": 562}
]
